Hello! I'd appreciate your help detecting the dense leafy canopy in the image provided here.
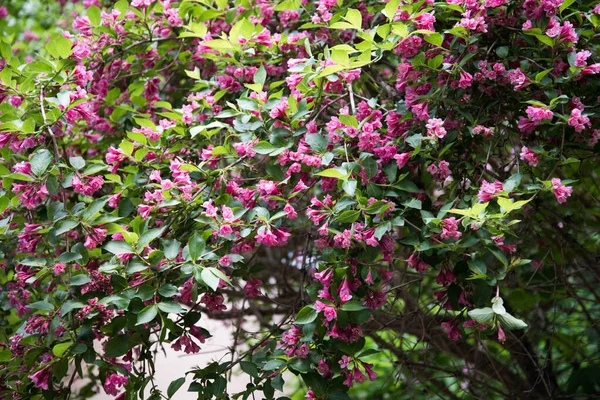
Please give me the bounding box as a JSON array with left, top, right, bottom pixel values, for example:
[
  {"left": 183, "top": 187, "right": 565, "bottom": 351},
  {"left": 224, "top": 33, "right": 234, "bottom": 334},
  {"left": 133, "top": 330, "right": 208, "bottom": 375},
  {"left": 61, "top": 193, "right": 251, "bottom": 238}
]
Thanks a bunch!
[{"left": 1, "top": 0, "right": 599, "bottom": 399}]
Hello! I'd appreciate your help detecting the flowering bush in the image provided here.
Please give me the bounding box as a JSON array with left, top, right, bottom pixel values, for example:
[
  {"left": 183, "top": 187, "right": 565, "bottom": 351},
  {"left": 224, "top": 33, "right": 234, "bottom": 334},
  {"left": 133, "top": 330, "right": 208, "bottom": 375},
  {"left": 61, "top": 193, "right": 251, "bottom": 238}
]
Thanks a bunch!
[{"left": 1, "top": 0, "right": 599, "bottom": 399}]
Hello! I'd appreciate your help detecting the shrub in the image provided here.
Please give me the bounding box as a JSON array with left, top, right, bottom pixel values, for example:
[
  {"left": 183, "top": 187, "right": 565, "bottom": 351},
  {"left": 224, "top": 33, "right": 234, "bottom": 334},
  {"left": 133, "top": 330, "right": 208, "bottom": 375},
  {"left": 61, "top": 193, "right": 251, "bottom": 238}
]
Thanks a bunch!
[{"left": 0, "top": 0, "right": 599, "bottom": 398}]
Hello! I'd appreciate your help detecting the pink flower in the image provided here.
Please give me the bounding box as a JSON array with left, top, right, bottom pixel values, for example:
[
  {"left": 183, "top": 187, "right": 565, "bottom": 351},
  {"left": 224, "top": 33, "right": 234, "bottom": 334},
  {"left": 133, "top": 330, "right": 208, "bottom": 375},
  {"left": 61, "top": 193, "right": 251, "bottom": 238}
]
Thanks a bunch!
[
  {"left": 219, "top": 255, "right": 232, "bottom": 267},
  {"left": 72, "top": 175, "right": 104, "bottom": 196},
  {"left": 485, "top": 0, "right": 506, "bottom": 7},
  {"left": 338, "top": 355, "right": 351, "bottom": 369},
  {"left": 219, "top": 225, "right": 233, "bottom": 236},
  {"left": 28, "top": 367, "right": 51, "bottom": 390},
  {"left": 333, "top": 229, "right": 352, "bottom": 248},
  {"left": 525, "top": 106, "right": 553, "bottom": 123},
  {"left": 568, "top": 108, "right": 591, "bottom": 133},
  {"left": 550, "top": 178, "right": 573, "bottom": 204},
  {"left": 269, "top": 97, "right": 289, "bottom": 119},
  {"left": 317, "top": 359, "right": 331, "bottom": 377},
  {"left": 472, "top": 125, "right": 493, "bottom": 136},
  {"left": 440, "top": 217, "right": 462, "bottom": 241},
  {"left": 104, "top": 373, "right": 128, "bottom": 396},
  {"left": 426, "top": 118, "right": 447, "bottom": 139},
  {"left": 284, "top": 203, "right": 298, "bottom": 219},
  {"left": 477, "top": 180, "right": 503, "bottom": 202},
  {"left": 9, "top": 96, "right": 23, "bottom": 108},
  {"left": 221, "top": 206, "right": 235, "bottom": 222},
  {"left": 497, "top": 326, "right": 506, "bottom": 343},
  {"left": 362, "top": 362, "right": 378, "bottom": 381},
  {"left": 84, "top": 226, "right": 107, "bottom": 249},
  {"left": 407, "top": 253, "right": 428, "bottom": 272},
  {"left": 315, "top": 300, "right": 337, "bottom": 322},
  {"left": 507, "top": 68, "right": 528, "bottom": 90},
  {"left": 458, "top": 71, "right": 473, "bottom": 89},
  {"left": 338, "top": 278, "right": 353, "bottom": 303},
  {"left": 244, "top": 278, "right": 263, "bottom": 298},
  {"left": 53, "top": 263, "right": 67, "bottom": 275},
  {"left": 520, "top": 146, "right": 538, "bottom": 167},
  {"left": 414, "top": 12, "right": 435, "bottom": 31},
  {"left": 441, "top": 321, "right": 462, "bottom": 341},
  {"left": 574, "top": 50, "right": 591, "bottom": 67},
  {"left": 295, "top": 343, "right": 310, "bottom": 358},
  {"left": 108, "top": 192, "right": 122, "bottom": 208},
  {"left": 393, "top": 152, "right": 411, "bottom": 169}
]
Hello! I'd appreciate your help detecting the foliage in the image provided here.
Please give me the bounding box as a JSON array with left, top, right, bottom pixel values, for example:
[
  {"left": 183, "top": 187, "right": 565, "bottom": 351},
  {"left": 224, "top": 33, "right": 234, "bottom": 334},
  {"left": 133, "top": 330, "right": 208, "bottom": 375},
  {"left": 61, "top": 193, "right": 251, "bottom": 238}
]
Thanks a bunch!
[{"left": 0, "top": 0, "right": 599, "bottom": 399}]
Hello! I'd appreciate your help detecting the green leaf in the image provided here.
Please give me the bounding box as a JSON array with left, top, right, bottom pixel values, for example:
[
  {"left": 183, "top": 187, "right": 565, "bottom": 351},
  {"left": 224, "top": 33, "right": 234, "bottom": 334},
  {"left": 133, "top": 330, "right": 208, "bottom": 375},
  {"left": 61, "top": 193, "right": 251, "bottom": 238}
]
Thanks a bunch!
[
  {"left": 363, "top": 157, "right": 378, "bottom": 179},
  {"left": 136, "top": 305, "right": 158, "bottom": 325},
  {"left": 87, "top": 5, "right": 101, "bottom": 26},
  {"left": 200, "top": 267, "right": 223, "bottom": 291},
  {"left": 338, "top": 115, "right": 358, "bottom": 127},
  {"left": 203, "top": 39, "right": 235, "bottom": 52},
  {"left": 240, "top": 361, "right": 260, "bottom": 379},
  {"left": 264, "top": 359, "right": 286, "bottom": 371},
  {"left": 46, "top": 35, "right": 73, "bottom": 59},
  {"left": 188, "top": 232, "right": 205, "bottom": 262},
  {"left": 384, "top": 0, "right": 401, "bottom": 20},
  {"left": 254, "top": 65, "right": 267, "bottom": 86},
  {"left": 30, "top": 149, "right": 53, "bottom": 176},
  {"left": 105, "top": 335, "right": 131, "bottom": 358},
  {"left": 495, "top": 46, "right": 509, "bottom": 58},
  {"left": 342, "top": 179, "right": 357, "bottom": 197},
  {"left": 104, "top": 241, "right": 134, "bottom": 255},
  {"left": 295, "top": 306, "right": 317, "bottom": 324},
  {"left": 503, "top": 172, "right": 522, "bottom": 193},
  {"left": 315, "top": 168, "right": 349, "bottom": 181},
  {"left": 162, "top": 239, "right": 181, "bottom": 260},
  {"left": 336, "top": 209, "right": 360, "bottom": 223},
  {"left": 157, "top": 302, "right": 185, "bottom": 314},
  {"left": 253, "top": 141, "right": 277, "bottom": 155},
  {"left": 158, "top": 284, "right": 179, "bottom": 298},
  {"left": 559, "top": 0, "right": 575, "bottom": 13},
  {"left": 137, "top": 227, "right": 166, "bottom": 250},
  {"left": 402, "top": 198, "right": 422, "bottom": 210},
  {"left": 27, "top": 301, "right": 55, "bottom": 312},
  {"left": 55, "top": 220, "right": 79, "bottom": 235},
  {"left": 424, "top": 33, "right": 443, "bottom": 47},
  {"left": 60, "top": 300, "right": 85, "bottom": 315},
  {"left": 70, "top": 274, "right": 92, "bottom": 286},
  {"left": 167, "top": 377, "right": 186, "bottom": 398},
  {"left": 69, "top": 156, "right": 86, "bottom": 170},
  {"left": 343, "top": 9, "right": 362, "bottom": 29},
  {"left": 82, "top": 198, "right": 108, "bottom": 222},
  {"left": 0, "top": 350, "right": 12, "bottom": 362},
  {"left": 305, "top": 134, "right": 327, "bottom": 153},
  {"left": 274, "top": 0, "right": 301, "bottom": 11},
  {"left": 52, "top": 342, "right": 72, "bottom": 357},
  {"left": 340, "top": 301, "right": 366, "bottom": 311}
]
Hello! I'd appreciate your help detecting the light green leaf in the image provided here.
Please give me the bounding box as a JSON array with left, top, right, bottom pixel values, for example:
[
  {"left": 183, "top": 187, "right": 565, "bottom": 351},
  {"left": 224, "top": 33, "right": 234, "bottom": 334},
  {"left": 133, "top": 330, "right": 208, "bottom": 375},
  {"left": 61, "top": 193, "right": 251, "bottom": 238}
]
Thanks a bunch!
[
  {"left": 343, "top": 9, "right": 362, "bottom": 29},
  {"left": 315, "top": 168, "right": 349, "bottom": 181},
  {"left": 52, "top": 342, "right": 72, "bottom": 357}
]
